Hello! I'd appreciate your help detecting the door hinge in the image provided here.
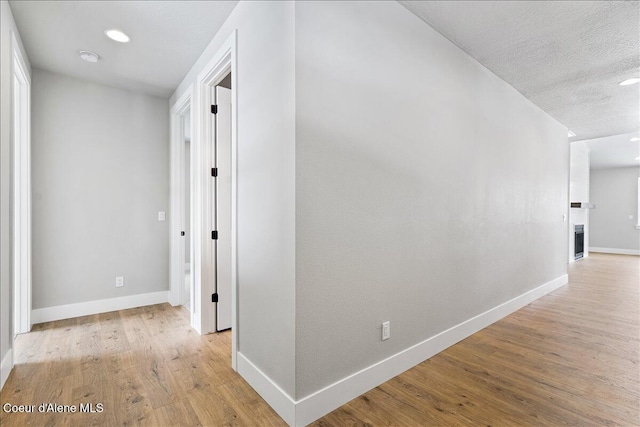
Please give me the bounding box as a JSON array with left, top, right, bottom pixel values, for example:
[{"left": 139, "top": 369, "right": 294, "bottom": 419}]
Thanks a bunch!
[
  {"left": 211, "top": 167, "right": 218, "bottom": 177},
  {"left": 211, "top": 104, "right": 218, "bottom": 114},
  {"left": 212, "top": 230, "right": 218, "bottom": 240},
  {"left": 212, "top": 293, "right": 218, "bottom": 303}
]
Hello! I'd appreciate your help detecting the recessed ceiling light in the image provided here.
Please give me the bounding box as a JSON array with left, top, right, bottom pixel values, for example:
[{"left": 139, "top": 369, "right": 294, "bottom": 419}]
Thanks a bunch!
[
  {"left": 636, "top": 156, "right": 640, "bottom": 161},
  {"left": 631, "top": 137, "right": 640, "bottom": 142},
  {"left": 105, "top": 29, "right": 131, "bottom": 43},
  {"left": 79, "top": 50, "right": 99, "bottom": 63},
  {"left": 568, "top": 130, "right": 576, "bottom": 137},
  {"left": 619, "top": 77, "right": 640, "bottom": 86}
]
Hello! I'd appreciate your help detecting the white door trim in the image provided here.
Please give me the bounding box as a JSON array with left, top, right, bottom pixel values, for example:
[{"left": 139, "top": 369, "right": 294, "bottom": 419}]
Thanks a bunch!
[
  {"left": 11, "top": 30, "right": 32, "bottom": 336},
  {"left": 195, "top": 31, "right": 238, "bottom": 369},
  {"left": 169, "top": 86, "right": 194, "bottom": 326}
]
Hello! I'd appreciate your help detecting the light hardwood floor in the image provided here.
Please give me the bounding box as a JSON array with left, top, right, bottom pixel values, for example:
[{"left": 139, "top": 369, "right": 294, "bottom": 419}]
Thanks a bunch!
[
  {"left": 1, "top": 253, "right": 638, "bottom": 426},
  {"left": 0, "top": 305, "right": 285, "bottom": 427}
]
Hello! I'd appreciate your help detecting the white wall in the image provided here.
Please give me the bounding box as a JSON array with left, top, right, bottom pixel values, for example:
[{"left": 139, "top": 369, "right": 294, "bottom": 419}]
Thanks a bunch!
[
  {"left": 0, "top": 0, "right": 31, "bottom": 386},
  {"left": 31, "top": 69, "right": 170, "bottom": 309},
  {"left": 170, "top": 1, "right": 569, "bottom": 421},
  {"left": 569, "top": 141, "right": 590, "bottom": 261},
  {"left": 171, "top": 1, "right": 296, "bottom": 397},
  {"left": 294, "top": 1, "right": 569, "bottom": 399},
  {"left": 590, "top": 167, "right": 640, "bottom": 252}
]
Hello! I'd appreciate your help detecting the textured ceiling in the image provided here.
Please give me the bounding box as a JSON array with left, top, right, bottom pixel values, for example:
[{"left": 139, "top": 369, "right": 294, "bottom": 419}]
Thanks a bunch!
[
  {"left": 9, "top": 0, "right": 238, "bottom": 98},
  {"left": 400, "top": 1, "right": 640, "bottom": 142},
  {"left": 584, "top": 133, "right": 640, "bottom": 169}
]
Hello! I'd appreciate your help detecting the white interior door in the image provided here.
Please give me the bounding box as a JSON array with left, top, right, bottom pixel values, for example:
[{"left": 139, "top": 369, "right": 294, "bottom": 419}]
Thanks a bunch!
[{"left": 215, "top": 86, "right": 232, "bottom": 331}]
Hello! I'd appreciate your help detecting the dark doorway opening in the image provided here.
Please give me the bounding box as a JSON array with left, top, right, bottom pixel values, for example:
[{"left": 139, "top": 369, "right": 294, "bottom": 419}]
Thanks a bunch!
[{"left": 575, "top": 225, "right": 584, "bottom": 260}]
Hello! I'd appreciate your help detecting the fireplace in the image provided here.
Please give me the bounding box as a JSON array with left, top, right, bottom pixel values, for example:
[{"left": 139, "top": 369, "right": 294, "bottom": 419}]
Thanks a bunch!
[{"left": 574, "top": 224, "right": 584, "bottom": 260}]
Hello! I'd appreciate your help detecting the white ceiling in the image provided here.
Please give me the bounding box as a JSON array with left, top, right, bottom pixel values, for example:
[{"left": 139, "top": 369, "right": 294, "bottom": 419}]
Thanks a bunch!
[
  {"left": 9, "top": 0, "right": 238, "bottom": 98},
  {"left": 582, "top": 133, "right": 640, "bottom": 170},
  {"left": 400, "top": 1, "right": 640, "bottom": 142}
]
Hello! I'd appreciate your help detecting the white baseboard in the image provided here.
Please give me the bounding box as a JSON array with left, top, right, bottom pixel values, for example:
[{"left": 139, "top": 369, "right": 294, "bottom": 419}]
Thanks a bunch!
[
  {"left": 31, "top": 291, "right": 169, "bottom": 324},
  {"left": 294, "top": 274, "right": 568, "bottom": 425},
  {"left": 238, "top": 274, "right": 568, "bottom": 427},
  {"left": 1, "top": 349, "right": 13, "bottom": 391},
  {"left": 237, "top": 352, "right": 296, "bottom": 425},
  {"left": 590, "top": 247, "right": 640, "bottom": 256}
]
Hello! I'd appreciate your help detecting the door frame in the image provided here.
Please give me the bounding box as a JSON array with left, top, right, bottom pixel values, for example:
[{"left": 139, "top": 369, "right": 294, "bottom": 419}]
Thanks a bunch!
[
  {"left": 169, "top": 31, "right": 238, "bottom": 370},
  {"left": 195, "top": 31, "right": 238, "bottom": 369},
  {"left": 169, "top": 86, "right": 193, "bottom": 325},
  {"left": 11, "top": 31, "right": 32, "bottom": 336}
]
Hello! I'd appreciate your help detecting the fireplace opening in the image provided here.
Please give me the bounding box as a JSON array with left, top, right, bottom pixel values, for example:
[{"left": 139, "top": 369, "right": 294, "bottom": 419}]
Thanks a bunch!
[{"left": 574, "top": 224, "right": 584, "bottom": 260}]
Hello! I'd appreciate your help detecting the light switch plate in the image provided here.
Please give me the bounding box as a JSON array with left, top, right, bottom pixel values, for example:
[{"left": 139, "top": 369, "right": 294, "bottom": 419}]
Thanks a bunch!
[
  {"left": 382, "top": 321, "right": 390, "bottom": 341},
  {"left": 158, "top": 211, "right": 166, "bottom": 221}
]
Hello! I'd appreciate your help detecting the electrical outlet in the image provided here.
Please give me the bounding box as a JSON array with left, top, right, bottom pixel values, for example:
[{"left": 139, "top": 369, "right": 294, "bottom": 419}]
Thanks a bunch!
[
  {"left": 382, "top": 321, "right": 390, "bottom": 341},
  {"left": 562, "top": 214, "right": 567, "bottom": 222},
  {"left": 115, "top": 276, "right": 124, "bottom": 288},
  {"left": 629, "top": 215, "right": 634, "bottom": 220}
]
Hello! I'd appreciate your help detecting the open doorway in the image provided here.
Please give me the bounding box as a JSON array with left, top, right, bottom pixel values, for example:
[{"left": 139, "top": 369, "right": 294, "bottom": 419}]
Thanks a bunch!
[
  {"left": 195, "top": 36, "right": 238, "bottom": 366},
  {"left": 169, "top": 33, "right": 237, "bottom": 368},
  {"left": 169, "top": 88, "right": 193, "bottom": 325},
  {"left": 183, "top": 108, "right": 192, "bottom": 311}
]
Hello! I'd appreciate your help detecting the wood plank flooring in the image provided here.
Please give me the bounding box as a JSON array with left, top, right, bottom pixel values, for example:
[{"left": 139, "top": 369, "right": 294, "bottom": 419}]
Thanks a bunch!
[
  {"left": 1, "top": 253, "right": 638, "bottom": 426},
  {"left": 312, "top": 253, "right": 640, "bottom": 427},
  {"left": 0, "top": 305, "right": 284, "bottom": 427}
]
